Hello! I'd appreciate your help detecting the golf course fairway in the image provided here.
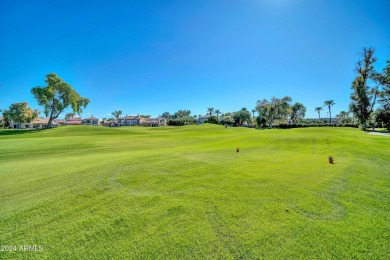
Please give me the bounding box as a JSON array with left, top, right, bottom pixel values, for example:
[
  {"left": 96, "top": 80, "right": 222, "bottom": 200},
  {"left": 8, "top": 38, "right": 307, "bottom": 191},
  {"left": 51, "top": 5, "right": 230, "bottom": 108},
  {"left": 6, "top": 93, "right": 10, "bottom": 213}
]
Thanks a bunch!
[{"left": 0, "top": 125, "right": 389, "bottom": 259}]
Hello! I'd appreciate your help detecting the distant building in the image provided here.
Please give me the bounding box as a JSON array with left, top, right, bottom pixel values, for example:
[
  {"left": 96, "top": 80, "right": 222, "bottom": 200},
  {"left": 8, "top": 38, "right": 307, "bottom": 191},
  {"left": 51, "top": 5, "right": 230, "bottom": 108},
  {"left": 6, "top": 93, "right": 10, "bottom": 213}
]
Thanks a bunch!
[
  {"left": 102, "top": 119, "right": 115, "bottom": 127},
  {"left": 64, "top": 117, "right": 83, "bottom": 125},
  {"left": 140, "top": 117, "right": 166, "bottom": 127},
  {"left": 11, "top": 117, "right": 59, "bottom": 129},
  {"left": 54, "top": 119, "right": 64, "bottom": 125},
  {"left": 118, "top": 115, "right": 141, "bottom": 126},
  {"left": 116, "top": 114, "right": 166, "bottom": 127},
  {"left": 198, "top": 115, "right": 210, "bottom": 124},
  {"left": 82, "top": 116, "right": 100, "bottom": 126}
]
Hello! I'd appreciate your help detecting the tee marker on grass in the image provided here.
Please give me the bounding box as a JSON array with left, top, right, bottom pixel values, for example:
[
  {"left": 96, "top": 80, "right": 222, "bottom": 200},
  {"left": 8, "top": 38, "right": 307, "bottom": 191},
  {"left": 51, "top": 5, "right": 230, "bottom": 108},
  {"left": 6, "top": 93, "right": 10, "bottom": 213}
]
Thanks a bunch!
[{"left": 328, "top": 156, "right": 334, "bottom": 164}]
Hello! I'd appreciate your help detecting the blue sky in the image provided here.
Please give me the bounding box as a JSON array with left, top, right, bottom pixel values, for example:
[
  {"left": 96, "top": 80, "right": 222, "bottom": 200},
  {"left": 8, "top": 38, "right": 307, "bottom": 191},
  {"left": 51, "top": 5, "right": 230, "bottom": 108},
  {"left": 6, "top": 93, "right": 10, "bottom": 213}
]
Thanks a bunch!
[{"left": 1, "top": 0, "right": 389, "bottom": 119}]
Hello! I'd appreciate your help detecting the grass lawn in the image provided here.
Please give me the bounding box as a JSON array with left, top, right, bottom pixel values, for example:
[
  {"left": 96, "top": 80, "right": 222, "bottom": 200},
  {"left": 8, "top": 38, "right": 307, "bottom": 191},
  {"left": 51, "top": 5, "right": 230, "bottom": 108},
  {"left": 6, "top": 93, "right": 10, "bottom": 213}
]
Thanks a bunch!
[{"left": 0, "top": 125, "right": 389, "bottom": 259}]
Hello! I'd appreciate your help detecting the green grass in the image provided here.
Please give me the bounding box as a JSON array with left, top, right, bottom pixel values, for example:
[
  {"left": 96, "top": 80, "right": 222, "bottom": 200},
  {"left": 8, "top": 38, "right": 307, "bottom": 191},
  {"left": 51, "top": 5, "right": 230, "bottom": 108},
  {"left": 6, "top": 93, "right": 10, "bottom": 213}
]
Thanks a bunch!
[{"left": 0, "top": 125, "right": 389, "bottom": 259}]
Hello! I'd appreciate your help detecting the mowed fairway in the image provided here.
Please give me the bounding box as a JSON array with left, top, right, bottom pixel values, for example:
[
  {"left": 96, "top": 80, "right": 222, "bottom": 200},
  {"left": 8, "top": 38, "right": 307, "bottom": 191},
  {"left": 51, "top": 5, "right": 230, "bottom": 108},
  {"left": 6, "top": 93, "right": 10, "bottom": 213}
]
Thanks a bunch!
[{"left": 0, "top": 125, "right": 389, "bottom": 259}]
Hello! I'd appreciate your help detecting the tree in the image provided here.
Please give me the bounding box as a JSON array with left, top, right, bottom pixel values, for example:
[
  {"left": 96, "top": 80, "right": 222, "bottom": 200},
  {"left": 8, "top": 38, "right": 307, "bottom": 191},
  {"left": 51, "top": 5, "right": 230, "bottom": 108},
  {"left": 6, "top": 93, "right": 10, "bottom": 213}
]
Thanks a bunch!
[
  {"left": 290, "top": 102, "right": 306, "bottom": 123},
  {"left": 256, "top": 96, "right": 292, "bottom": 128},
  {"left": 31, "top": 73, "right": 90, "bottom": 128},
  {"left": 112, "top": 110, "right": 122, "bottom": 120},
  {"left": 337, "top": 111, "right": 353, "bottom": 124},
  {"left": 2, "top": 102, "right": 39, "bottom": 128},
  {"left": 323, "top": 100, "right": 335, "bottom": 123},
  {"left": 167, "top": 110, "right": 195, "bottom": 125},
  {"left": 337, "top": 111, "right": 349, "bottom": 118},
  {"left": 220, "top": 116, "right": 234, "bottom": 125},
  {"left": 374, "top": 53, "right": 390, "bottom": 129},
  {"left": 349, "top": 48, "right": 379, "bottom": 130},
  {"left": 251, "top": 109, "right": 256, "bottom": 118},
  {"left": 161, "top": 112, "right": 171, "bottom": 119},
  {"left": 207, "top": 107, "right": 214, "bottom": 117},
  {"left": 65, "top": 112, "right": 75, "bottom": 120},
  {"left": 375, "top": 106, "right": 390, "bottom": 129},
  {"left": 232, "top": 107, "right": 251, "bottom": 125},
  {"left": 140, "top": 115, "right": 151, "bottom": 118},
  {"left": 173, "top": 110, "right": 191, "bottom": 119},
  {"left": 251, "top": 109, "right": 257, "bottom": 125},
  {"left": 43, "top": 106, "right": 50, "bottom": 117},
  {"left": 224, "top": 112, "right": 232, "bottom": 117},
  {"left": 314, "top": 107, "right": 323, "bottom": 120},
  {"left": 1, "top": 114, "right": 11, "bottom": 128},
  {"left": 374, "top": 53, "right": 390, "bottom": 107},
  {"left": 256, "top": 116, "right": 267, "bottom": 128},
  {"left": 206, "top": 116, "right": 219, "bottom": 124},
  {"left": 215, "top": 109, "right": 221, "bottom": 117}
]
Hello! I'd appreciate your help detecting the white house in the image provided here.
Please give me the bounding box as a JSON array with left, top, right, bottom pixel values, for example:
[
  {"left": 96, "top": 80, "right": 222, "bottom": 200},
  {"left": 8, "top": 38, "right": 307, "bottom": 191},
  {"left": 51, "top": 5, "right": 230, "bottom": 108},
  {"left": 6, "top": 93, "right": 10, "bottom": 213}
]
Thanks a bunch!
[
  {"left": 198, "top": 115, "right": 210, "bottom": 124},
  {"left": 11, "top": 117, "right": 59, "bottom": 129},
  {"left": 117, "top": 114, "right": 166, "bottom": 127},
  {"left": 119, "top": 115, "right": 141, "bottom": 126},
  {"left": 82, "top": 116, "right": 100, "bottom": 126}
]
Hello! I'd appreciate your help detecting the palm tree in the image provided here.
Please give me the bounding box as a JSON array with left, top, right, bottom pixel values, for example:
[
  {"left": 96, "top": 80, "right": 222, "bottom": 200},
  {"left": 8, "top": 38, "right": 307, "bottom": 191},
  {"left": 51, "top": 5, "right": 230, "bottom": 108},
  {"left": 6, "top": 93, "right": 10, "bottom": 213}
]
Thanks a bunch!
[
  {"left": 111, "top": 110, "right": 122, "bottom": 120},
  {"left": 215, "top": 109, "right": 221, "bottom": 117},
  {"left": 323, "top": 100, "right": 335, "bottom": 123},
  {"left": 337, "top": 111, "right": 349, "bottom": 119},
  {"left": 251, "top": 109, "right": 256, "bottom": 118},
  {"left": 314, "top": 107, "right": 323, "bottom": 120},
  {"left": 207, "top": 107, "right": 214, "bottom": 117}
]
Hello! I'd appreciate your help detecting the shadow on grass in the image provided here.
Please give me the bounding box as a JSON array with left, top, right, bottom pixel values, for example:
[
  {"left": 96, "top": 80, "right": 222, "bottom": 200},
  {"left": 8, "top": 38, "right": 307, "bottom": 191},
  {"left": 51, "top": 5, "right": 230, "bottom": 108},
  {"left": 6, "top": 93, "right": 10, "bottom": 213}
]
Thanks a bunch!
[
  {"left": 0, "top": 128, "right": 51, "bottom": 136},
  {"left": 254, "top": 127, "right": 291, "bottom": 131},
  {"left": 366, "top": 129, "right": 390, "bottom": 134}
]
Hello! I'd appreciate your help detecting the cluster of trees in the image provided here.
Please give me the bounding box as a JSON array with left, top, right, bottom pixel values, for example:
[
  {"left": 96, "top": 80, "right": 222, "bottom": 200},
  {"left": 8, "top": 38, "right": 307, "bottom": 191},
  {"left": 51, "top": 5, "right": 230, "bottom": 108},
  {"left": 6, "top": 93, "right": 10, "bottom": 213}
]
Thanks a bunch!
[
  {"left": 2, "top": 73, "right": 89, "bottom": 128},
  {"left": 161, "top": 110, "right": 198, "bottom": 126},
  {"left": 255, "top": 97, "right": 305, "bottom": 128},
  {"left": 349, "top": 48, "right": 390, "bottom": 130},
  {"left": 197, "top": 98, "right": 307, "bottom": 128},
  {"left": 206, "top": 108, "right": 252, "bottom": 126},
  {"left": 2, "top": 102, "right": 39, "bottom": 128},
  {"left": 156, "top": 48, "right": 390, "bottom": 131}
]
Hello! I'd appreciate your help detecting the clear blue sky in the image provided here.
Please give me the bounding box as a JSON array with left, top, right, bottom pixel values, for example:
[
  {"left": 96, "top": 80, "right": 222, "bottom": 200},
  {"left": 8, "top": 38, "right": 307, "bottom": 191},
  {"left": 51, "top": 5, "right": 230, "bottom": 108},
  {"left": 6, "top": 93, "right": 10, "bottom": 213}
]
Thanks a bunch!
[{"left": 1, "top": 0, "right": 389, "bottom": 119}]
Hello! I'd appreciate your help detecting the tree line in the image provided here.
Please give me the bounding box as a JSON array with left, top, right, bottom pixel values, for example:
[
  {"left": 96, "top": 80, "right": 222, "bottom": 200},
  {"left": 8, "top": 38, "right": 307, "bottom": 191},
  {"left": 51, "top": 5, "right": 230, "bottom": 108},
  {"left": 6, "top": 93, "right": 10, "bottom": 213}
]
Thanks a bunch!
[
  {"left": 1, "top": 47, "right": 389, "bottom": 130},
  {"left": 157, "top": 47, "right": 390, "bottom": 130}
]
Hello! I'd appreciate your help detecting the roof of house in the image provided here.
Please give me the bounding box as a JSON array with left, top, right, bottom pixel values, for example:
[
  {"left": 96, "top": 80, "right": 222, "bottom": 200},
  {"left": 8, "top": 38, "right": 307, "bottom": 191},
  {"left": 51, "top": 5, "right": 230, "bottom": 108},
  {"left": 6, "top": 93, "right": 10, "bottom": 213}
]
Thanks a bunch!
[
  {"left": 142, "top": 118, "right": 165, "bottom": 123},
  {"left": 123, "top": 116, "right": 140, "bottom": 120},
  {"left": 66, "top": 118, "right": 83, "bottom": 122},
  {"left": 83, "top": 117, "right": 99, "bottom": 120},
  {"left": 31, "top": 117, "right": 58, "bottom": 125},
  {"left": 64, "top": 118, "right": 83, "bottom": 125}
]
